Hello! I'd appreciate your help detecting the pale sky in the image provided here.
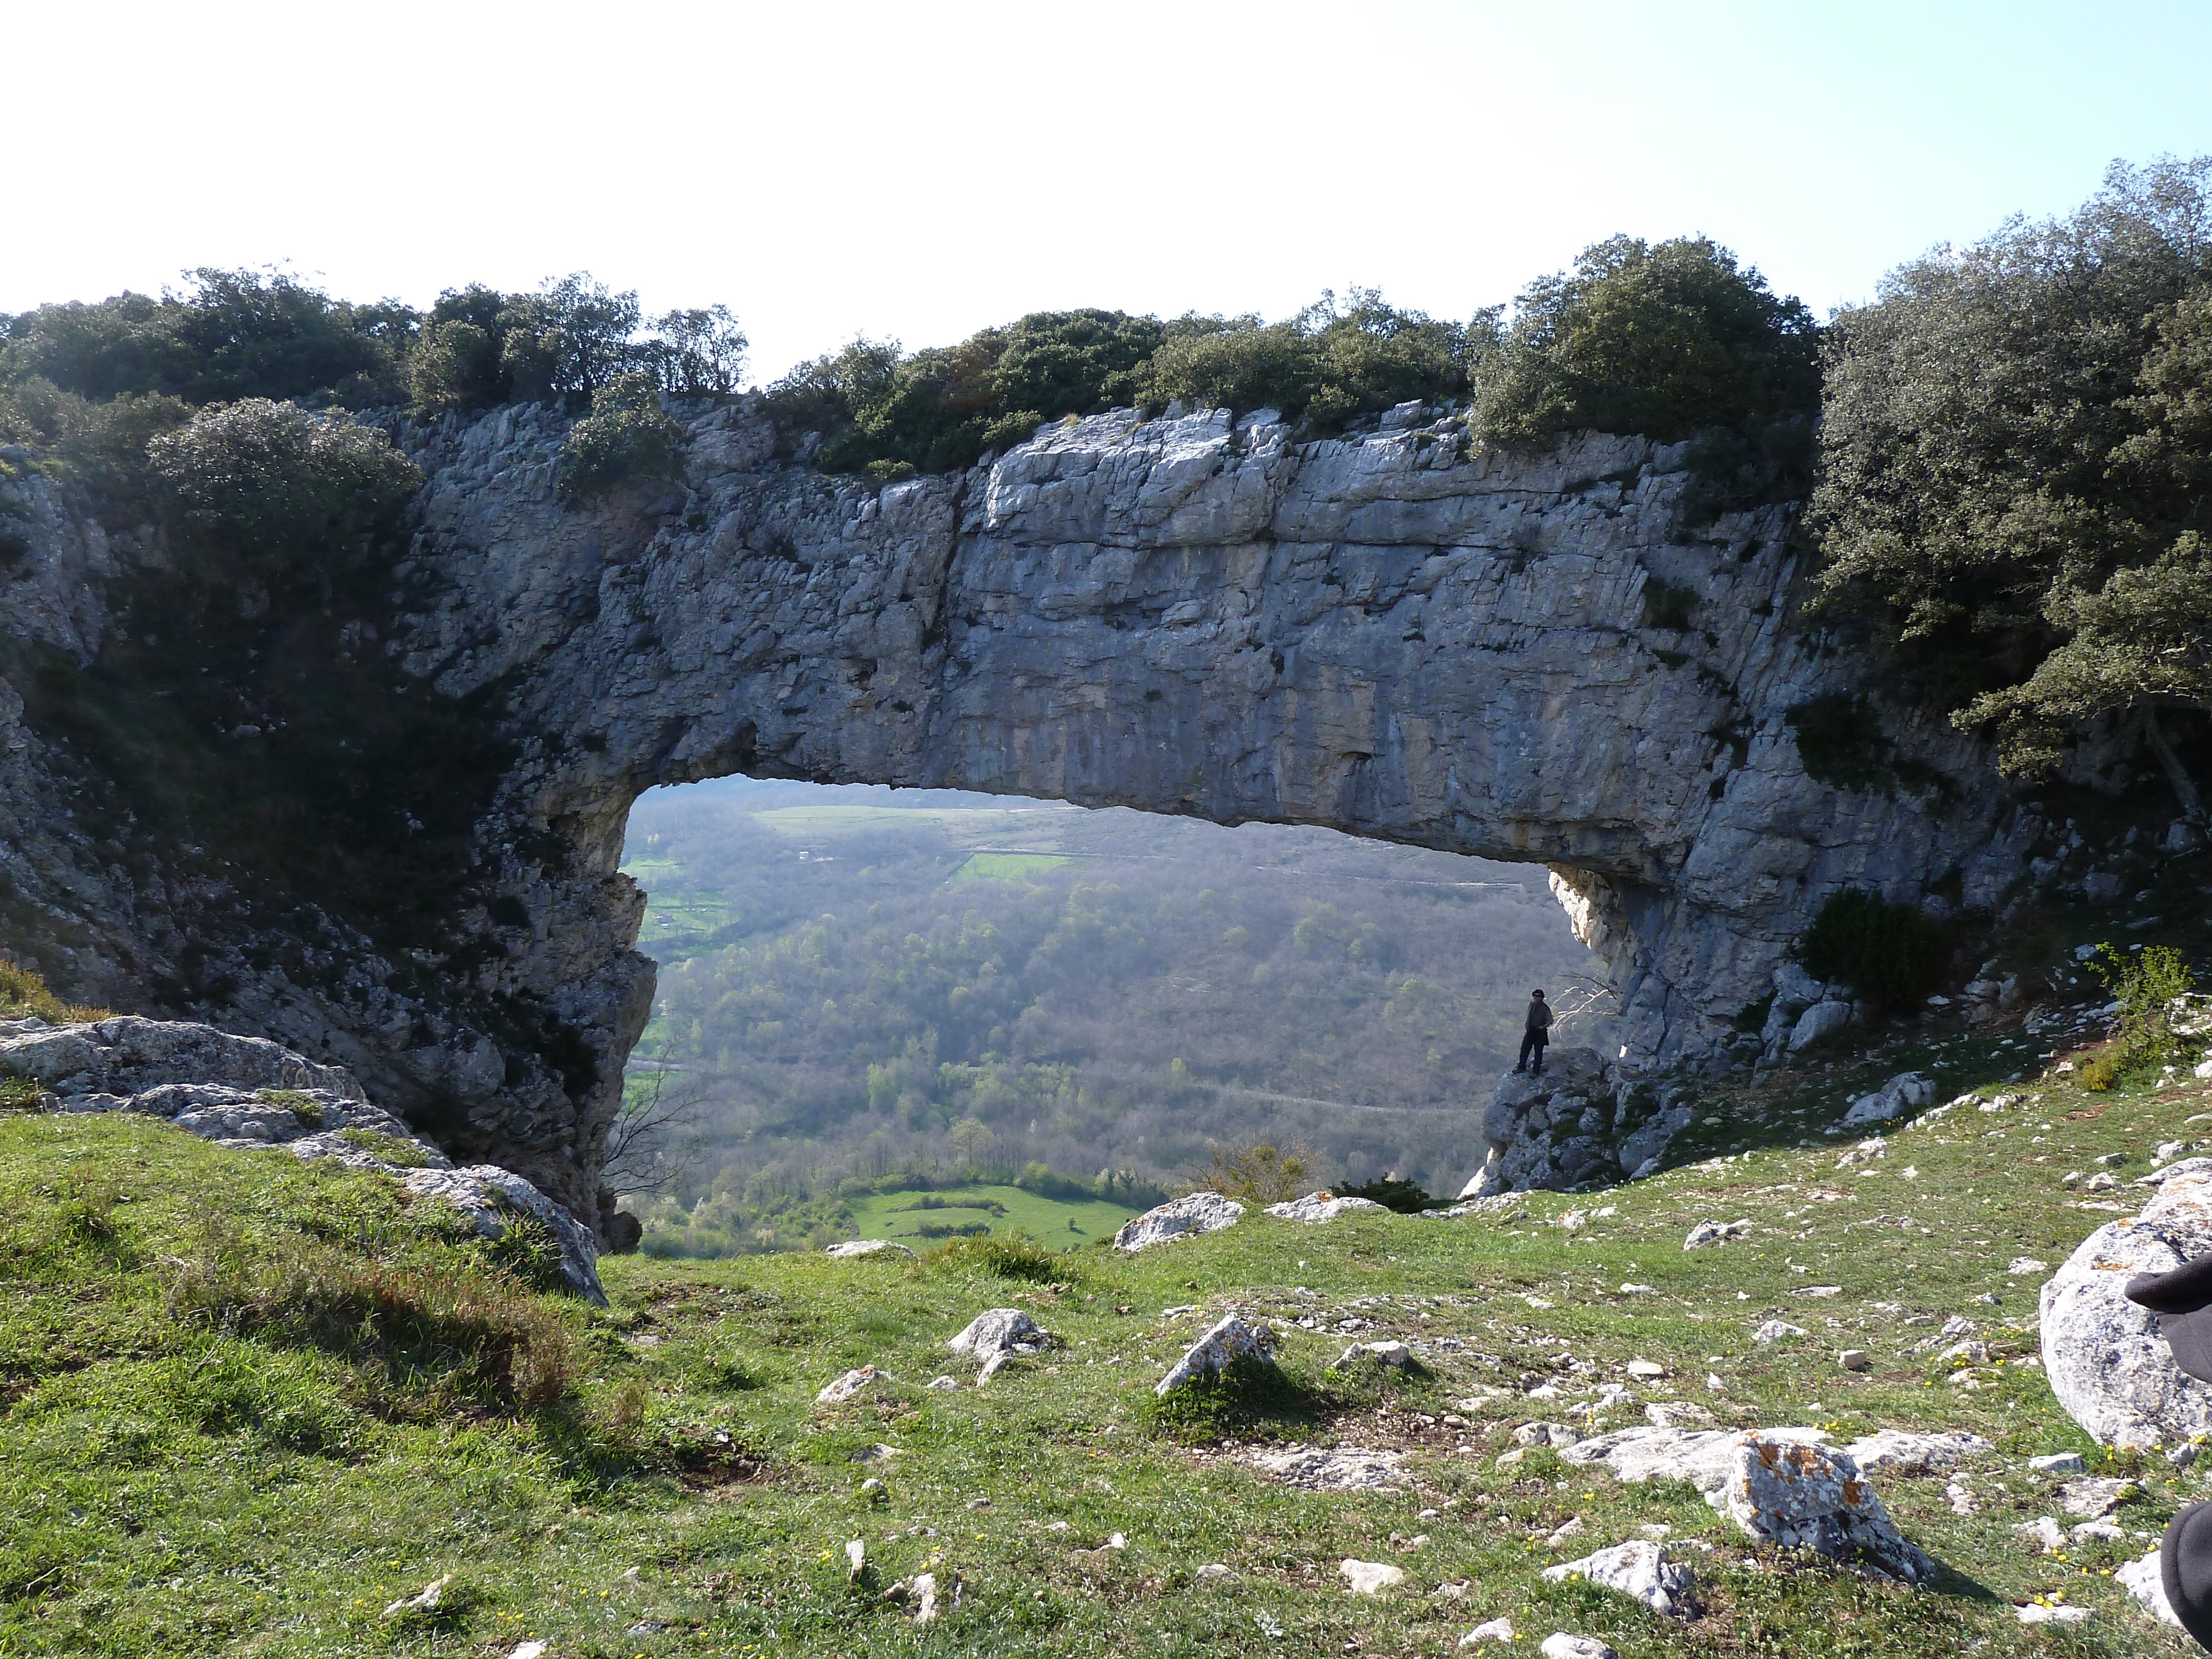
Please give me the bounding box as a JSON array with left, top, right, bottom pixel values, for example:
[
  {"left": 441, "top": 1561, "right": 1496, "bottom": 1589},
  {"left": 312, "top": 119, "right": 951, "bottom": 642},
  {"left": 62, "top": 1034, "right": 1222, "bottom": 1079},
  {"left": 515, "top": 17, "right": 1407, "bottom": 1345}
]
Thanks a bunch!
[{"left": 9, "top": 1, "right": 2210, "bottom": 383}]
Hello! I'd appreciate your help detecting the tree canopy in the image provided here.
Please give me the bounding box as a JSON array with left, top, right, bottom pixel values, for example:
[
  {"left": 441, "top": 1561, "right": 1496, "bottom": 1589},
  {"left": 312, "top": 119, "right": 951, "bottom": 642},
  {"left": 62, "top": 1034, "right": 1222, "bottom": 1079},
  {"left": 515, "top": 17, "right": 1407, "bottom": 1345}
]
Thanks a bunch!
[{"left": 1811, "top": 158, "right": 2212, "bottom": 810}]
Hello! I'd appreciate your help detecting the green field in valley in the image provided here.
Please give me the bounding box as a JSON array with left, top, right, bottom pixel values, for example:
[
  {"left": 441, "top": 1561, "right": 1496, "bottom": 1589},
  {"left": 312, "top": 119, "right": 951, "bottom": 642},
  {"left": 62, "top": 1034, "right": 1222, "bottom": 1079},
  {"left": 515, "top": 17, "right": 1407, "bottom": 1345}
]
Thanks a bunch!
[{"left": 843, "top": 1183, "right": 1142, "bottom": 1247}]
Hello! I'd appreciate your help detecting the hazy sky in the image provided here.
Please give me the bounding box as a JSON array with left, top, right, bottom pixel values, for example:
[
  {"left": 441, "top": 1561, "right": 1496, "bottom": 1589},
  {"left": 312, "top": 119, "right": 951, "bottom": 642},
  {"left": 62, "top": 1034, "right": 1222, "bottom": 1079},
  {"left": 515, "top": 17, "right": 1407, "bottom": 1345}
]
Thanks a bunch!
[{"left": 10, "top": 1, "right": 2209, "bottom": 382}]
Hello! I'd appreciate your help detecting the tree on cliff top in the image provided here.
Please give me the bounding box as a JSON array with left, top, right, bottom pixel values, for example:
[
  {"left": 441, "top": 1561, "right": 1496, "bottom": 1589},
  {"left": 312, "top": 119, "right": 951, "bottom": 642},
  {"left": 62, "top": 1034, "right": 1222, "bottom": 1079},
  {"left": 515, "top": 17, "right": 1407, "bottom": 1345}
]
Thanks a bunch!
[
  {"left": 1811, "top": 157, "right": 2212, "bottom": 812},
  {"left": 1467, "top": 236, "right": 1822, "bottom": 450}
]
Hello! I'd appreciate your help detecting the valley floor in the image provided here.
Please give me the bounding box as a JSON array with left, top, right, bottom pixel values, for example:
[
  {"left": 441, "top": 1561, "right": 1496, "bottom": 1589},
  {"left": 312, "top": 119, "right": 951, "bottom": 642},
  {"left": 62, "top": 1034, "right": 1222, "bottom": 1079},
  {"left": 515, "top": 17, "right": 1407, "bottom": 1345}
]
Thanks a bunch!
[{"left": 3, "top": 1044, "right": 2205, "bottom": 1657}]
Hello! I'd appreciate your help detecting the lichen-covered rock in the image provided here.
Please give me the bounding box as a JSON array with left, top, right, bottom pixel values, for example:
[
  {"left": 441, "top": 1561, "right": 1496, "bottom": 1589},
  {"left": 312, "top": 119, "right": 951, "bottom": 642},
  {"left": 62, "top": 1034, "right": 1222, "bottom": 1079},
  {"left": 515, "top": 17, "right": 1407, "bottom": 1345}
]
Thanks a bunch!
[
  {"left": 1562, "top": 1424, "right": 1827, "bottom": 1487},
  {"left": 2042, "top": 1168, "right": 2212, "bottom": 1448},
  {"left": 1712, "top": 1434, "right": 1933, "bottom": 1582},
  {"left": 1156, "top": 1314, "right": 1277, "bottom": 1394},
  {"left": 1265, "top": 1191, "right": 1385, "bottom": 1223},
  {"left": 1114, "top": 1192, "right": 1244, "bottom": 1253},
  {"left": 1542, "top": 1540, "right": 1695, "bottom": 1618}
]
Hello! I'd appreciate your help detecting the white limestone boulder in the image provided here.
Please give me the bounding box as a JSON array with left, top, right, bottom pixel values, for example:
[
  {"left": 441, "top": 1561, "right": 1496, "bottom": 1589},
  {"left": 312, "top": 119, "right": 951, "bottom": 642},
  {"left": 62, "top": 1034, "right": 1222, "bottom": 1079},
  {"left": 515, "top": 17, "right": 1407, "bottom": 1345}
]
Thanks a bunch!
[
  {"left": 948, "top": 1308, "right": 1050, "bottom": 1380},
  {"left": 1542, "top": 1540, "right": 1695, "bottom": 1618},
  {"left": 1266, "top": 1191, "right": 1385, "bottom": 1223},
  {"left": 1114, "top": 1192, "right": 1244, "bottom": 1252},
  {"left": 827, "top": 1239, "right": 915, "bottom": 1259},
  {"left": 2041, "top": 1167, "right": 2212, "bottom": 1447},
  {"left": 2117, "top": 1547, "right": 2184, "bottom": 1626},
  {"left": 1711, "top": 1434, "right": 1933, "bottom": 1582},
  {"left": 1156, "top": 1314, "right": 1277, "bottom": 1395}
]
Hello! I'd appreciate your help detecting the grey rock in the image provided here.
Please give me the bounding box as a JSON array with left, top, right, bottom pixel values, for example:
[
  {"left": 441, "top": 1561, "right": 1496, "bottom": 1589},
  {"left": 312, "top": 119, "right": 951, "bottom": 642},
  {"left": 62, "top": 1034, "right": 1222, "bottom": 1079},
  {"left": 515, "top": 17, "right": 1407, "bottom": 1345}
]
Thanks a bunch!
[
  {"left": 1709, "top": 1433, "right": 1932, "bottom": 1581},
  {"left": 1266, "top": 1191, "right": 1386, "bottom": 1223},
  {"left": 817, "top": 1366, "right": 889, "bottom": 1405},
  {"left": 1333, "top": 1340, "right": 1414, "bottom": 1369},
  {"left": 1539, "top": 1636, "right": 1618, "bottom": 1659},
  {"left": 1, "top": 410, "right": 2028, "bottom": 1225},
  {"left": 1683, "top": 1218, "right": 1750, "bottom": 1249},
  {"left": 1250, "top": 1445, "right": 1405, "bottom": 1490},
  {"left": 2118, "top": 1547, "right": 2183, "bottom": 1626},
  {"left": 2028, "top": 1452, "right": 2086, "bottom": 1475},
  {"left": 1542, "top": 1540, "right": 1696, "bottom": 1618},
  {"left": 1339, "top": 1559, "right": 1406, "bottom": 1595},
  {"left": 1752, "top": 1319, "right": 1808, "bottom": 1344},
  {"left": 2057, "top": 1476, "right": 2136, "bottom": 1518},
  {"left": 1157, "top": 1314, "right": 1277, "bottom": 1394},
  {"left": 1840, "top": 1071, "right": 1938, "bottom": 1128},
  {"left": 1114, "top": 1192, "right": 1244, "bottom": 1252},
  {"left": 1838, "top": 1428, "right": 1991, "bottom": 1475},
  {"left": 1789, "top": 999, "right": 1856, "bottom": 1052},
  {"left": 2042, "top": 1166, "right": 2212, "bottom": 1447},
  {"left": 947, "top": 1308, "right": 1048, "bottom": 1373}
]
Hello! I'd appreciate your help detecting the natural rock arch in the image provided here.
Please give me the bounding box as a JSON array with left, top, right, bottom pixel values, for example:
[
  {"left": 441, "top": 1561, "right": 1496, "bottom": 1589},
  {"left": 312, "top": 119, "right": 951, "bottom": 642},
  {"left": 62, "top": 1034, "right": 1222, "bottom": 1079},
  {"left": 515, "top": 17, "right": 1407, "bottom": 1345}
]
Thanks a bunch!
[{"left": 1, "top": 401, "right": 2026, "bottom": 1230}]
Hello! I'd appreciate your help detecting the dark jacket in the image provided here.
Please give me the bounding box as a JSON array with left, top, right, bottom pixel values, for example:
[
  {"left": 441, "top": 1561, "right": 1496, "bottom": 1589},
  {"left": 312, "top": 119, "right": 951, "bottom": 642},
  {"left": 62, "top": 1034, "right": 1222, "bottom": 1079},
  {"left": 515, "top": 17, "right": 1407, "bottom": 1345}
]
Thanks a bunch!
[{"left": 1525, "top": 998, "right": 1553, "bottom": 1036}]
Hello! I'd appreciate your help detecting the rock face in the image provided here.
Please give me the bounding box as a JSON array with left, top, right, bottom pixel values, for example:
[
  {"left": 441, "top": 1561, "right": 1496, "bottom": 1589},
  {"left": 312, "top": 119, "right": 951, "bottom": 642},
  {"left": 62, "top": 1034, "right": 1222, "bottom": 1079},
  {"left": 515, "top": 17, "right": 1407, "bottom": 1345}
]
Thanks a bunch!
[
  {"left": 1, "top": 402, "right": 2035, "bottom": 1220},
  {"left": 2042, "top": 1167, "right": 2212, "bottom": 1448}
]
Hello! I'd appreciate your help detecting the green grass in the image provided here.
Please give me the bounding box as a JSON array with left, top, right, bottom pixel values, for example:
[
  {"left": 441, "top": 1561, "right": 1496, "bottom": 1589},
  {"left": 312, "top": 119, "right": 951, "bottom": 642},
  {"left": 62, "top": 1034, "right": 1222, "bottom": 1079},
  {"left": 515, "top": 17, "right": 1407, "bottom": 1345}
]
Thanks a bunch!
[
  {"left": 4, "top": 1039, "right": 2207, "bottom": 1655},
  {"left": 947, "top": 853, "right": 1072, "bottom": 885},
  {"left": 844, "top": 1182, "right": 1142, "bottom": 1245},
  {"left": 746, "top": 804, "right": 1073, "bottom": 843}
]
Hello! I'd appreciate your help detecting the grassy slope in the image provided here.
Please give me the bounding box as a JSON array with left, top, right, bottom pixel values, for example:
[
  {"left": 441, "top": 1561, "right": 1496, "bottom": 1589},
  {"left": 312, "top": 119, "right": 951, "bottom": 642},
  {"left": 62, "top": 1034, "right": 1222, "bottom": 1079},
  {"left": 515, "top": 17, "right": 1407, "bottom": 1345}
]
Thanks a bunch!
[{"left": 4, "top": 1044, "right": 2205, "bottom": 1658}]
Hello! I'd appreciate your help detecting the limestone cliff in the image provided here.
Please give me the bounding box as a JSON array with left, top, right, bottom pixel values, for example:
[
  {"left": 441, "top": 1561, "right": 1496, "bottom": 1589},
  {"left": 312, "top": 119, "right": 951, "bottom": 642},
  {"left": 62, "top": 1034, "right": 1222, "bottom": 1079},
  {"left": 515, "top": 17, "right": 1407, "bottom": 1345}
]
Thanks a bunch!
[{"left": 0, "top": 401, "right": 2038, "bottom": 1227}]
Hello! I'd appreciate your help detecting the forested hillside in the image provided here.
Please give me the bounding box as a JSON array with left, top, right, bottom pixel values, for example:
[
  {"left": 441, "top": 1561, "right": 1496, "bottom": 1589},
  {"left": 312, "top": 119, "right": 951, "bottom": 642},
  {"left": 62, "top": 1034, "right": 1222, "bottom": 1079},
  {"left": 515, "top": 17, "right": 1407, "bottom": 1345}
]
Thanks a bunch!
[{"left": 615, "top": 781, "right": 1592, "bottom": 1252}]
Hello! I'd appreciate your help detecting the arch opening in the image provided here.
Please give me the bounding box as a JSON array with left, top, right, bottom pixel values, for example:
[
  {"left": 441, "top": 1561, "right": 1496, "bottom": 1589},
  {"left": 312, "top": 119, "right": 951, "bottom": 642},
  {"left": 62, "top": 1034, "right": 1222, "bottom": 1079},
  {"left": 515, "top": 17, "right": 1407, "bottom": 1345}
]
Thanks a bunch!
[{"left": 607, "top": 774, "right": 1599, "bottom": 1253}]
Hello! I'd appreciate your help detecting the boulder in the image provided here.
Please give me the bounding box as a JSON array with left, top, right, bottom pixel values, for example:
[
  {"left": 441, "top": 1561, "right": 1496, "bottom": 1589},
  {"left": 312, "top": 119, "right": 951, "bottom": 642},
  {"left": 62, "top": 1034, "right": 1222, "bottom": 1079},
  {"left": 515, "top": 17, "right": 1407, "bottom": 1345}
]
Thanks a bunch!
[
  {"left": 827, "top": 1239, "right": 915, "bottom": 1259},
  {"left": 1839, "top": 1071, "right": 1939, "bottom": 1129},
  {"left": 1561, "top": 1424, "right": 1827, "bottom": 1488},
  {"left": 1266, "top": 1191, "right": 1386, "bottom": 1223},
  {"left": 1465, "top": 1048, "right": 1620, "bottom": 1194},
  {"left": 1788, "top": 1000, "right": 1855, "bottom": 1052},
  {"left": 948, "top": 1308, "right": 1049, "bottom": 1380},
  {"left": 1711, "top": 1434, "right": 1933, "bottom": 1581},
  {"left": 1683, "top": 1218, "right": 1750, "bottom": 1249},
  {"left": 2041, "top": 1167, "right": 2212, "bottom": 1447},
  {"left": 1339, "top": 1559, "right": 1406, "bottom": 1595},
  {"left": 1113, "top": 1192, "right": 1244, "bottom": 1253},
  {"left": 1542, "top": 1540, "right": 1695, "bottom": 1618},
  {"left": 1540, "top": 1636, "right": 1617, "bottom": 1659},
  {"left": 1333, "top": 1340, "right": 1412, "bottom": 1370},
  {"left": 1156, "top": 1314, "right": 1277, "bottom": 1395}
]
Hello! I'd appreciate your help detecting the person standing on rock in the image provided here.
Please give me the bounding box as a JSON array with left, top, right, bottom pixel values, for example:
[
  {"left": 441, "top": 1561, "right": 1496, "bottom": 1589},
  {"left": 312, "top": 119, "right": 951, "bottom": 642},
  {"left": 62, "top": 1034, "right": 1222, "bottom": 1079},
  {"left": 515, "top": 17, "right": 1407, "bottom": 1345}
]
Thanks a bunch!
[{"left": 1515, "top": 989, "right": 1552, "bottom": 1077}]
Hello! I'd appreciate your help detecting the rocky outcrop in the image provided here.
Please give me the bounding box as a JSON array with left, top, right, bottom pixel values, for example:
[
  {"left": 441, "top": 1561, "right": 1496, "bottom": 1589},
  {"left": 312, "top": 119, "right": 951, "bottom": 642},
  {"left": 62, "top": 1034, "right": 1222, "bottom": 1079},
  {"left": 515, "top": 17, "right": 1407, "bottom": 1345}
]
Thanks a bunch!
[
  {"left": 1462, "top": 1046, "right": 1699, "bottom": 1193},
  {"left": 2043, "top": 1166, "right": 2212, "bottom": 1448},
  {"left": 1, "top": 399, "right": 2041, "bottom": 1221},
  {"left": 0, "top": 1014, "right": 604, "bottom": 1300},
  {"left": 1115, "top": 1191, "right": 1245, "bottom": 1251}
]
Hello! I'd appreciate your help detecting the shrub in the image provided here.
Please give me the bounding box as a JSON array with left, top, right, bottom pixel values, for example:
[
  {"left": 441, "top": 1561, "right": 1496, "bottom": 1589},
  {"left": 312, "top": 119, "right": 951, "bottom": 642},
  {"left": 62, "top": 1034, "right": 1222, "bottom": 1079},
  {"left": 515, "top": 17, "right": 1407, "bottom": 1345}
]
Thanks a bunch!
[
  {"left": 145, "top": 399, "right": 422, "bottom": 575},
  {"left": 0, "top": 1076, "right": 45, "bottom": 1112},
  {"left": 1798, "top": 889, "right": 1949, "bottom": 1012},
  {"left": 1187, "top": 1139, "right": 1318, "bottom": 1206},
  {"left": 2087, "top": 943, "right": 2200, "bottom": 1082},
  {"left": 1144, "top": 1356, "right": 1316, "bottom": 1443},
  {"left": 1137, "top": 290, "right": 1475, "bottom": 427},
  {"left": 1469, "top": 235, "right": 1820, "bottom": 450},
  {"left": 1337, "top": 1176, "right": 1441, "bottom": 1214},
  {"left": 256, "top": 1088, "right": 324, "bottom": 1125},
  {"left": 556, "top": 372, "right": 684, "bottom": 505}
]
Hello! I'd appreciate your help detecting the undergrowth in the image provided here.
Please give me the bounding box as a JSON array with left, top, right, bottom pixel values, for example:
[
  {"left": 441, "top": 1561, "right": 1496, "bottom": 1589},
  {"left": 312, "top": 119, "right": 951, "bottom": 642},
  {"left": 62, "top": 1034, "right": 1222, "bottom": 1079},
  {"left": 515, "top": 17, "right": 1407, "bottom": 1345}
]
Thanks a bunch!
[{"left": 0, "top": 956, "right": 111, "bottom": 1024}]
